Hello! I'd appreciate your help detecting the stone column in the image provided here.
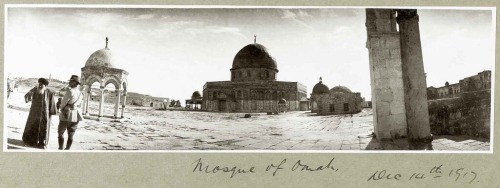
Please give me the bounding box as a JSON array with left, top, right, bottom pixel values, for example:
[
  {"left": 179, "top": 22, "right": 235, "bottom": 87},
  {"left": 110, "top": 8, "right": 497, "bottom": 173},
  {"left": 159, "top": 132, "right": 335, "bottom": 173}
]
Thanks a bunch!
[
  {"left": 82, "top": 85, "right": 89, "bottom": 115},
  {"left": 114, "top": 89, "right": 121, "bottom": 119},
  {"left": 98, "top": 86, "right": 105, "bottom": 117},
  {"left": 85, "top": 88, "right": 90, "bottom": 115},
  {"left": 121, "top": 90, "right": 127, "bottom": 118},
  {"left": 366, "top": 9, "right": 408, "bottom": 140},
  {"left": 396, "top": 9, "right": 432, "bottom": 146}
]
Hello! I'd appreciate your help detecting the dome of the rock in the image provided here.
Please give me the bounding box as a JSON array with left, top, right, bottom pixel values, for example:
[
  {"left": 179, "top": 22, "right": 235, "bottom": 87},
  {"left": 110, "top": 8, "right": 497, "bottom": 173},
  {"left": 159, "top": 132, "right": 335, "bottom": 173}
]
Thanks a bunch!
[{"left": 232, "top": 43, "right": 277, "bottom": 71}]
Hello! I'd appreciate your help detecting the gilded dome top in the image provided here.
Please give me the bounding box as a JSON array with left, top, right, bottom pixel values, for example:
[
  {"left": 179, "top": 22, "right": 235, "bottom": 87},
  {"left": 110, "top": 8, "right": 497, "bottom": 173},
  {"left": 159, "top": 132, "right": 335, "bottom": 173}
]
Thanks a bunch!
[
  {"left": 330, "top": 86, "right": 352, "bottom": 93},
  {"left": 232, "top": 43, "right": 277, "bottom": 70}
]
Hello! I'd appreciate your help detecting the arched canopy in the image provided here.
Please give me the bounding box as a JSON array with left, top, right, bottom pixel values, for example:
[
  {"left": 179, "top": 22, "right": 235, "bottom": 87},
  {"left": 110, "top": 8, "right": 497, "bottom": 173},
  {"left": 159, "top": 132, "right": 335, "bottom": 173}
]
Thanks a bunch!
[
  {"left": 84, "top": 74, "right": 102, "bottom": 87},
  {"left": 104, "top": 76, "right": 121, "bottom": 90}
]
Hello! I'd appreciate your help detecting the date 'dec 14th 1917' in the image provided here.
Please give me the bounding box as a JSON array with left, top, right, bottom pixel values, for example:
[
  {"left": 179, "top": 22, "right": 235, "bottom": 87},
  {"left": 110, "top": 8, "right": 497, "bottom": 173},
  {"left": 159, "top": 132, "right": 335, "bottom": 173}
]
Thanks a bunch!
[{"left": 367, "top": 165, "right": 479, "bottom": 184}]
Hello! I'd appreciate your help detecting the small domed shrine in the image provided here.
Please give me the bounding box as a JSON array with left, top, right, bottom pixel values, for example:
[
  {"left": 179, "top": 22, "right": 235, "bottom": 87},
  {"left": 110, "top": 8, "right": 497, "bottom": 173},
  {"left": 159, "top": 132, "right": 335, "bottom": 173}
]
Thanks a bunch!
[
  {"left": 312, "top": 77, "right": 362, "bottom": 115},
  {"left": 202, "top": 37, "right": 307, "bottom": 112},
  {"left": 80, "top": 37, "right": 129, "bottom": 119},
  {"left": 310, "top": 77, "right": 329, "bottom": 113}
]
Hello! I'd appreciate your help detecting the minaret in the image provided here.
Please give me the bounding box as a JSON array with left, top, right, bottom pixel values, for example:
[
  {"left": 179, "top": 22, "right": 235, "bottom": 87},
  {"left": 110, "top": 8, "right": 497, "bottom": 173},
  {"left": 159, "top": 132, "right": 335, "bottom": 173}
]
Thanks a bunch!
[
  {"left": 254, "top": 35, "right": 256, "bottom": 44},
  {"left": 105, "top": 37, "right": 109, "bottom": 48}
]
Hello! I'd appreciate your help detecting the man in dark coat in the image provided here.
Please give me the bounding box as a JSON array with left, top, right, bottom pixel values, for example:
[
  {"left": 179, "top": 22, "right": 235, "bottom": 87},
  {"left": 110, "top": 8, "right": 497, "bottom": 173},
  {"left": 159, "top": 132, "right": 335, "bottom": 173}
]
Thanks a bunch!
[{"left": 22, "top": 78, "right": 57, "bottom": 149}]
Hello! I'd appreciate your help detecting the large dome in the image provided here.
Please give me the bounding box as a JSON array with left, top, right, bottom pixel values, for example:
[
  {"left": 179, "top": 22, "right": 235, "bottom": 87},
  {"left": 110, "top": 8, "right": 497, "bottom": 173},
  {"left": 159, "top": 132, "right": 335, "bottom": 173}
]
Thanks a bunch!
[
  {"left": 312, "top": 81, "right": 329, "bottom": 94},
  {"left": 85, "top": 48, "right": 115, "bottom": 68},
  {"left": 330, "top": 86, "right": 352, "bottom": 93},
  {"left": 232, "top": 43, "right": 277, "bottom": 70}
]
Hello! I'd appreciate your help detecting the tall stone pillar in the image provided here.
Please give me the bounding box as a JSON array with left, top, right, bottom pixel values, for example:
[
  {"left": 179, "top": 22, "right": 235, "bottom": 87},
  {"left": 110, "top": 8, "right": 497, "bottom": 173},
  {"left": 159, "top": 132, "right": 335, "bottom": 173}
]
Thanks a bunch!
[
  {"left": 98, "top": 86, "right": 105, "bottom": 117},
  {"left": 121, "top": 91, "right": 127, "bottom": 118},
  {"left": 114, "top": 89, "right": 121, "bottom": 119},
  {"left": 366, "top": 9, "right": 408, "bottom": 140},
  {"left": 396, "top": 9, "right": 432, "bottom": 145}
]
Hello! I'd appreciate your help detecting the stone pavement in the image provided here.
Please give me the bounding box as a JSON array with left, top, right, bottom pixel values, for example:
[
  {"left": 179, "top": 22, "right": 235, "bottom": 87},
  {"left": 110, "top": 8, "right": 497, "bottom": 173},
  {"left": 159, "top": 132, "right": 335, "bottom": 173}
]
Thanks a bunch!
[{"left": 5, "top": 100, "right": 491, "bottom": 151}]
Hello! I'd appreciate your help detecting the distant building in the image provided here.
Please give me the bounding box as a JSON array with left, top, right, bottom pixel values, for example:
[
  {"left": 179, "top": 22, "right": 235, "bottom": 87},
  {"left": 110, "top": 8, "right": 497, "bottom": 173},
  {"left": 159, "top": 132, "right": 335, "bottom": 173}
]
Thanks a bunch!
[
  {"left": 152, "top": 100, "right": 170, "bottom": 110},
  {"left": 316, "top": 86, "right": 363, "bottom": 115},
  {"left": 299, "top": 97, "right": 310, "bottom": 111},
  {"left": 150, "top": 97, "right": 170, "bottom": 108},
  {"left": 427, "top": 70, "right": 491, "bottom": 100},
  {"left": 427, "top": 70, "right": 491, "bottom": 138},
  {"left": 310, "top": 77, "right": 363, "bottom": 115},
  {"left": 202, "top": 42, "right": 307, "bottom": 112},
  {"left": 361, "top": 97, "right": 372, "bottom": 108}
]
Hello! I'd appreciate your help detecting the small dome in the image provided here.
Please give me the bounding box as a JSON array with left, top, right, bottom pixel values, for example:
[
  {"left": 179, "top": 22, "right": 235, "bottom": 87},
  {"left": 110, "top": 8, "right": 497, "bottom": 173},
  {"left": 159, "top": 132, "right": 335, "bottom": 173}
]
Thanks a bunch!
[
  {"left": 232, "top": 43, "right": 277, "bottom": 70},
  {"left": 279, "top": 98, "right": 287, "bottom": 104},
  {"left": 191, "top": 91, "right": 201, "bottom": 99},
  {"left": 330, "top": 86, "right": 352, "bottom": 93},
  {"left": 312, "top": 81, "right": 329, "bottom": 94},
  {"left": 85, "top": 48, "right": 115, "bottom": 68}
]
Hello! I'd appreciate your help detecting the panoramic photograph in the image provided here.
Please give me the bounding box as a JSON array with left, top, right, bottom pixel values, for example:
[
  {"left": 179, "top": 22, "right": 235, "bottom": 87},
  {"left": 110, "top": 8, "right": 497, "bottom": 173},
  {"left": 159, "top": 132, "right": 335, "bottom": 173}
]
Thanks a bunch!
[{"left": 4, "top": 6, "right": 494, "bottom": 151}]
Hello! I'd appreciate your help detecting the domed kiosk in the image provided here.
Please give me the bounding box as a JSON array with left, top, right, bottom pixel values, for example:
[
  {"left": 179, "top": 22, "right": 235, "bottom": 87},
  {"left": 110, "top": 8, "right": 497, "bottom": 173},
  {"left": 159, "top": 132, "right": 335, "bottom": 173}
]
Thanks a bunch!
[
  {"left": 202, "top": 39, "right": 307, "bottom": 113},
  {"left": 312, "top": 78, "right": 362, "bottom": 116},
  {"left": 186, "top": 91, "right": 203, "bottom": 110},
  {"left": 80, "top": 37, "right": 129, "bottom": 119}
]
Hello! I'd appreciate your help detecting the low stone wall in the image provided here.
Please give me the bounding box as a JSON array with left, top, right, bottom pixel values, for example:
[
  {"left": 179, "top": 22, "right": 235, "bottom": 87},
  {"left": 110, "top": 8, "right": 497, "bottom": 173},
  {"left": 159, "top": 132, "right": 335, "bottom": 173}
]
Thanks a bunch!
[{"left": 428, "top": 90, "right": 490, "bottom": 138}]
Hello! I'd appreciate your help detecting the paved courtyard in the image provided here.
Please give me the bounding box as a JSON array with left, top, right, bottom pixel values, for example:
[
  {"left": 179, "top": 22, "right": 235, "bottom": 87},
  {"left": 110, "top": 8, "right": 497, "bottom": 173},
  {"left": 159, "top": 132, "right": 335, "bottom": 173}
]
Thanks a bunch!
[{"left": 5, "top": 95, "right": 491, "bottom": 151}]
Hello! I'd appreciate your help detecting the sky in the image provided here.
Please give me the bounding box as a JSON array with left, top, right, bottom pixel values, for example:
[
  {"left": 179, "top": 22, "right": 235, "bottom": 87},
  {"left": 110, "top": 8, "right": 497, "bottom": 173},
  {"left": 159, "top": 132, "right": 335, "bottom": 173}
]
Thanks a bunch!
[{"left": 5, "top": 7, "right": 494, "bottom": 104}]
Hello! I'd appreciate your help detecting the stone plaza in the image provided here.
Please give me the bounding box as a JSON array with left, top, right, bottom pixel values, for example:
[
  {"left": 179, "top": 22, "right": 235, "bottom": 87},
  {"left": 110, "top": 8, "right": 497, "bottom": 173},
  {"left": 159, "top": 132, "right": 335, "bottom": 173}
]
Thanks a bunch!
[{"left": 6, "top": 98, "right": 490, "bottom": 151}]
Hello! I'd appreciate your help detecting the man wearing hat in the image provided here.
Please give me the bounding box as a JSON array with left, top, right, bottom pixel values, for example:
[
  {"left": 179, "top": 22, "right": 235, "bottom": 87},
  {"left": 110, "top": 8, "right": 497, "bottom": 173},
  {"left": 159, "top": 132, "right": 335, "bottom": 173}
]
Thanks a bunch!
[
  {"left": 58, "top": 75, "right": 83, "bottom": 150},
  {"left": 22, "top": 78, "right": 57, "bottom": 149}
]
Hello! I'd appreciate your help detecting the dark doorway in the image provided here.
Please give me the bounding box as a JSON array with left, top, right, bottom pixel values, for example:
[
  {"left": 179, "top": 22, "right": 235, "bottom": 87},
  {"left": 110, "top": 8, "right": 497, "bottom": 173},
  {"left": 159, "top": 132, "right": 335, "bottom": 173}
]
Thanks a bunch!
[{"left": 219, "top": 100, "right": 226, "bottom": 111}]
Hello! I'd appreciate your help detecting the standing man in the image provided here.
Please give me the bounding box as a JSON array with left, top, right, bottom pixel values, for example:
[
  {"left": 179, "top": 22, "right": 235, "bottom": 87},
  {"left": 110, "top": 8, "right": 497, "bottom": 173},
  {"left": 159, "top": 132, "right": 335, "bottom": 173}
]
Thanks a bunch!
[
  {"left": 58, "top": 75, "right": 83, "bottom": 150},
  {"left": 22, "top": 78, "right": 57, "bottom": 149}
]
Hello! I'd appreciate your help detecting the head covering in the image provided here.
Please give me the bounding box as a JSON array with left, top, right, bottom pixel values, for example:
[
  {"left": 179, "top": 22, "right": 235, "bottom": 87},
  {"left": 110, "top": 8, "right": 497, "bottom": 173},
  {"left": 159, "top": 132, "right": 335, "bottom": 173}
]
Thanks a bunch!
[
  {"left": 38, "top": 78, "right": 49, "bottom": 86},
  {"left": 68, "top": 75, "right": 81, "bottom": 85}
]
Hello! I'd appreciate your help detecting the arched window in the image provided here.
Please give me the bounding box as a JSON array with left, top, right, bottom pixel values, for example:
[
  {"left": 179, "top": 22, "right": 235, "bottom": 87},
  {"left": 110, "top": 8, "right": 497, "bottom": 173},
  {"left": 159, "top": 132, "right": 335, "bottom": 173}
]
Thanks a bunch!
[{"left": 266, "top": 71, "right": 270, "bottom": 78}]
